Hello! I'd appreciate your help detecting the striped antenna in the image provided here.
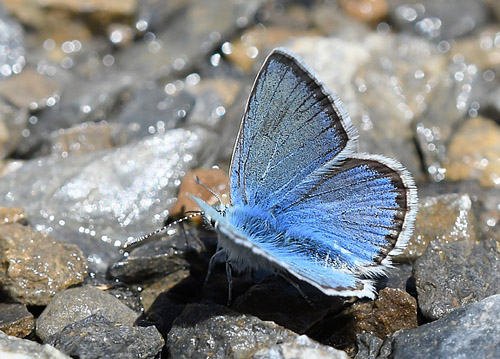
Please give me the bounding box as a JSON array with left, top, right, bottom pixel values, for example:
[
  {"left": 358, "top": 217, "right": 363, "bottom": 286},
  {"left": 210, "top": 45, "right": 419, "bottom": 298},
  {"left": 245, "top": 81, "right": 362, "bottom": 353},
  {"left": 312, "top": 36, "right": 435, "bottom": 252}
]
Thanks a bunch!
[{"left": 121, "top": 212, "right": 203, "bottom": 252}]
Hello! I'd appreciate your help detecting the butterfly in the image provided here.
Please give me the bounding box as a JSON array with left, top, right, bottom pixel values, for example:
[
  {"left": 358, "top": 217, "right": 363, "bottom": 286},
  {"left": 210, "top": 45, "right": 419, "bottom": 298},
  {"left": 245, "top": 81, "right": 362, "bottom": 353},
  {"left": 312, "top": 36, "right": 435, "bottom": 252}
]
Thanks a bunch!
[{"left": 192, "top": 47, "right": 418, "bottom": 299}]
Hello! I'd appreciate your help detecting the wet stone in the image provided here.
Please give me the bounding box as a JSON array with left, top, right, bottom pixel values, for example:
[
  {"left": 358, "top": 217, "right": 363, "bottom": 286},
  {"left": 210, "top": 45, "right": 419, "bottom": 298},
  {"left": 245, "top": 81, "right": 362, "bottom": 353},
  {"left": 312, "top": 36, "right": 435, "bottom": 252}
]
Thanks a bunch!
[
  {"left": 110, "top": 83, "right": 196, "bottom": 140},
  {"left": 36, "top": 285, "right": 139, "bottom": 342},
  {"left": 414, "top": 56, "right": 480, "bottom": 182},
  {"left": 388, "top": 0, "right": 489, "bottom": 41},
  {"left": 49, "top": 121, "right": 126, "bottom": 156},
  {"left": 444, "top": 116, "right": 500, "bottom": 188},
  {"left": 0, "top": 68, "right": 60, "bottom": 110},
  {"left": 0, "top": 98, "right": 28, "bottom": 159},
  {"left": 15, "top": 73, "right": 132, "bottom": 157},
  {"left": 339, "top": 0, "right": 389, "bottom": 24},
  {"left": 47, "top": 314, "right": 163, "bottom": 359},
  {"left": 0, "top": 127, "right": 214, "bottom": 272},
  {"left": 109, "top": 236, "right": 195, "bottom": 283},
  {"left": 384, "top": 294, "right": 500, "bottom": 359},
  {"left": 354, "top": 332, "right": 384, "bottom": 359},
  {"left": 414, "top": 238, "right": 500, "bottom": 321},
  {"left": 0, "top": 7, "right": 25, "bottom": 79},
  {"left": 0, "top": 223, "right": 88, "bottom": 306},
  {"left": 395, "top": 193, "right": 478, "bottom": 262},
  {"left": 0, "top": 206, "right": 26, "bottom": 224},
  {"left": 0, "top": 303, "right": 34, "bottom": 338},
  {"left": 323, "top": 288, "right": 417, "bottom": 354},
  {"left": 0, "top": 331, "right": 71, "bottom": 359},
  {"left": 167, "top": 303, "right": 349, "bottom": 359},
  {"left": 116, "top": 0, "right": 265, "bottom": 78}
]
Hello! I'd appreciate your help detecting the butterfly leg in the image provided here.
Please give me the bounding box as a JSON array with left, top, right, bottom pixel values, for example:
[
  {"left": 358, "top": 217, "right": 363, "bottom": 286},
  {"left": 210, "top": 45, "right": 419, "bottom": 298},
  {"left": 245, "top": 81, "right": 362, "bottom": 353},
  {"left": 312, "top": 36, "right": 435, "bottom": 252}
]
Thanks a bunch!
[
  {"left": 279, "top": 273, "right": 316, "bottom": 309},
  {"left": 204, "top": 247, "right": 225, "bottom": 287},
  {"left": 226, "top": 261, "right": 233, "bottom": 306}
]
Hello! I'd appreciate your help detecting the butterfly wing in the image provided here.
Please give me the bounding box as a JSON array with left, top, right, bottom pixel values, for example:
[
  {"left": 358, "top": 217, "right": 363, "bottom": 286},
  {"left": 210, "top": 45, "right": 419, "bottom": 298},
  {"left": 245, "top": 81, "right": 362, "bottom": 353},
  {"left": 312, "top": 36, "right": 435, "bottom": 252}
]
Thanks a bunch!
[{"left": 230, "top": 48, "right": 358, "bottom": 208}]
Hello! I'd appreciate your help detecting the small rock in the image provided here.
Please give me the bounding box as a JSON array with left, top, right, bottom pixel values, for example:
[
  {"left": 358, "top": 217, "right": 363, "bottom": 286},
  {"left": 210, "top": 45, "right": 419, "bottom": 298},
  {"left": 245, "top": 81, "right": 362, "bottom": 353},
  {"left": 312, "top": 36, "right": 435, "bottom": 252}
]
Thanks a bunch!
[
  {"left": 324, "top": 288, "right": 417, "bottom": 353},
  {"left": 444, "top": 116, "right": 500, "bottom": 188},
  {"left": 253, "top": 334, "right": 350, "bottom": 359},
  {"left": 167, "top": 303, "right": 348, "bottom": 359},
  {"left": 395, "top": 193, "right": 478, "bottom": 262},
  {"left": 0, "top": 98, "right": 29, "bottom": 159},
  {"left": 140, "top": 269, "right": 190, "bottom": 311},
  {"left": 414, "top": 238, "right": 500, "bottom": 321},
  {"left": 386, "top": 294, "right": 500, "bottom": 359},
  {"left": 0, "top": 303, "right": 34, "bottom": 338},
  {"left": 169, "top": 168, "right": 230, "bottom": 223},
  {"left": 354, "top": 332, "right": 384, "bottom": 359},
  {"left": 0, "top": 223, "right": 88, "bottom": 306},
  {"left": 0, "top": 331, "right": 71, "bottom": 359},
  {"left": 50, "top": 121, "right": 125, "bottom": 156},
  {"left": 0, "top": 8, "right": 25, "bottom": 79},
  {"left": 109, "top": 230, "right": 202, "bottom": 283},
  {"left": 36, "top": 286, "right": 139, "bottom": 342},
  {"left": 388, "top": 0, "right": 489, "bottom": 41},
  {"left": 48, "top": 314, "right": 163, "bottom": 359},
  {"left": 0, "top": 68, "right": 60, "bottom": 110},
  {"left": 0, "top": 206, "right": 26, "bottom": 224},
  {"left": 339, "top": 0, "right": 389, "bottom": 24}
]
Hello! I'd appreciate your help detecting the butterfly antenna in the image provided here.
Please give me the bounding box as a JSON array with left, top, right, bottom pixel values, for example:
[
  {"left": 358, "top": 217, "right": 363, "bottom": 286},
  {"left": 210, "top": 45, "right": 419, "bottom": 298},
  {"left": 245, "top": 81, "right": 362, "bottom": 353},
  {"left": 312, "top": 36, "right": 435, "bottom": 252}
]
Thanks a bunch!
[
  {"left": 194, "top": 175, "right": 224, "bottom": 210},
  {"left": 122, "top": 212, "right": 202, "bottom": 252}
]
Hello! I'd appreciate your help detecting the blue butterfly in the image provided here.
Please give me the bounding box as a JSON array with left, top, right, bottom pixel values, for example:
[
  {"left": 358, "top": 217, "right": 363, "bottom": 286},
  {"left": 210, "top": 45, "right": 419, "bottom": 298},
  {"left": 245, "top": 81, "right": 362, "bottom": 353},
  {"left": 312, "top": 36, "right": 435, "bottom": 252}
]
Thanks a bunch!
[{"left": 193, "top": 47, "right": 418, "bottom": 299}]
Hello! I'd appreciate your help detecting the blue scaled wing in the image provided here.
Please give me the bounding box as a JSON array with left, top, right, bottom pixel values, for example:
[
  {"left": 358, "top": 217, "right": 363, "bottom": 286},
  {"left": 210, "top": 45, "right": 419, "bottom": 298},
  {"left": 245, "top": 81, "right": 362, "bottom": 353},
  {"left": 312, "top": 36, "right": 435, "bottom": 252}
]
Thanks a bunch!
[
  {"left": 220, "top": 48, "right": 418, "bottom": 298},
  {"left": 230, "top": 48, "right": 358, "bottom": 209}
]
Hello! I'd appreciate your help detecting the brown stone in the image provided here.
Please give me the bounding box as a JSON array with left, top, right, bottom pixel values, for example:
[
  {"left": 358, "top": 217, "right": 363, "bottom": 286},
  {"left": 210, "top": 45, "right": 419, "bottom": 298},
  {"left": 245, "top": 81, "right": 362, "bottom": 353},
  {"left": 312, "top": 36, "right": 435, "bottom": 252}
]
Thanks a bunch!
[
  {"left": 339, "top": 0, "right": 389, "bottom": 23},
  {"left": 444, "top": 116, "right": 500, "bottom": 188},
  {"left": 0, "top": 303, "right": 34, "bottom": 338},
  {"left": 169, "top": 168, "right": 230, "bottom": 223},
  {"left": 50, "top": 121, "right": 122, "bottom": 156},
  {"left": 0, "top": 68, "right": 60, "bottom": 109},
  {"left": 0, "top": 223, "right": 88, "bottom": 306},
  {"left": 0, "top": 207, "right": 26, "bottom": 225},
  {"left": 395, "top": 194, "right": 479, "bottom": 262}
]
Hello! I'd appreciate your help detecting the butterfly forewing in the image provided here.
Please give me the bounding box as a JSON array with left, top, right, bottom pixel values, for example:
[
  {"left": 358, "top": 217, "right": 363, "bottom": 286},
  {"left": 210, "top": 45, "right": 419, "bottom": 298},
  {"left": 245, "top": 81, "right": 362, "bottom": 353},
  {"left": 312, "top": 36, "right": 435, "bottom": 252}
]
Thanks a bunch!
[{"left": 230, "top": 49, "right": 357, "bottom": 208}]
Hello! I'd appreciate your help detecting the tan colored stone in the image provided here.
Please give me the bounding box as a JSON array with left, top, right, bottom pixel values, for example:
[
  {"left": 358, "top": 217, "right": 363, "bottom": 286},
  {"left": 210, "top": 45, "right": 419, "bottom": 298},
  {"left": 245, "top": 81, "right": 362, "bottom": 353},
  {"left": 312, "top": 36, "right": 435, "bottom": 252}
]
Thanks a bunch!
[
  {"left": 227, "top": 26, "right": 319, "bottom": 72},
  {"left": 0, "top": 207, "right": 26, "bottom": 225},
  {"left": 51, "top": 121, "right": 120, "bottom": 156},
  {"left": 395, "top": 194, "right": 479, "bottom": 262},
  {"left": 170, "top": 169, "right": 230, "bottom": 223},
  {"left": 0, "top": 223, "right": 88, "bottom": 306},
  {"left": 339, "top": 0, "right": 389, "bottom": 23},
  {"left": 0, "top": 69, "right": 60, "bottom": 109},
  {"left": 445, "top": 116, "right": 500, "bottom": 187}
]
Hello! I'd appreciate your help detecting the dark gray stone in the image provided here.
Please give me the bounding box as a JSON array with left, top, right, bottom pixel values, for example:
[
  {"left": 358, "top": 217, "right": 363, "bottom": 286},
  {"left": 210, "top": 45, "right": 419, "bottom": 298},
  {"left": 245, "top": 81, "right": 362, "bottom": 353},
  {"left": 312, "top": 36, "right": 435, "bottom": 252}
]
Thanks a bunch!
[
  {"left": 48, "top": 314, "right": 163, "bottom": 359},
  {"left": 354, "top": 332, "right": 383, "bottom": 359},
  {"left": 167, "top": 303, "right": 348, "bottom": 359},
  {"left": 109, "top": 231, "right": 202, "bottom": 282},
  {"left": 36, "top": 286, "right": 139, "bottom": 342},
  {"left": 387, "top": 294, "right": 500, "bottom": 359},
  {"left": 0, "top": 331, "right": 71, "bottom": 359},
  {"left": 414, "top": 238, "right": 500, "bottom": 321}
]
